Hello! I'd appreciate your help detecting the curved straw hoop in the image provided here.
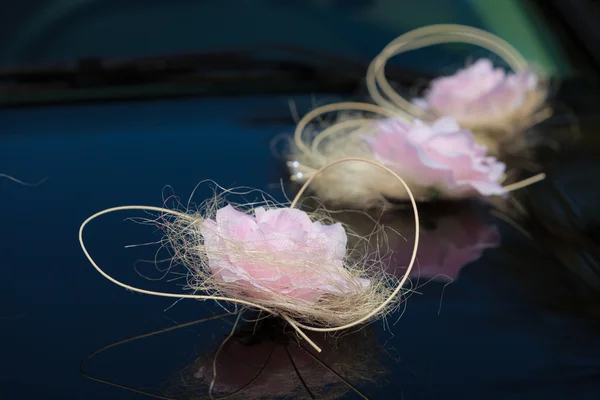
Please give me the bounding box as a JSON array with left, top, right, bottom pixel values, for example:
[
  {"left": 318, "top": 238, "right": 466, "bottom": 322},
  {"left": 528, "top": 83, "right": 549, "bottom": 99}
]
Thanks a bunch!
[
  {"left": 310, "top": 119, "right": 372, "bottom": 155},
  {"left": 79, "top": 158, "right": 420, "bottom": 352},
  {"left": 293, "top": 102, "right": 411, "bottom": 156},
  {"left": 366, "top": 24, "right": 530, "bottom": 118},
  {"left": 289, "top": 158, "right": 419, "bottom": 332}
]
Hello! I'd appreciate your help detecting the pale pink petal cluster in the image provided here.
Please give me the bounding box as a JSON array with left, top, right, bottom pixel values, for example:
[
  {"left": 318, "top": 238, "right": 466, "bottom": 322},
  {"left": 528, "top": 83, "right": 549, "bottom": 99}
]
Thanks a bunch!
[
  {"left": 367, "top": 117, "right": 506, "bottom": 199},
  {"left": 413, "top": 59, "right": 540, "bottom": 128},
  {"left": 200, "top": 205, "right": 369, "bottom": 303}
]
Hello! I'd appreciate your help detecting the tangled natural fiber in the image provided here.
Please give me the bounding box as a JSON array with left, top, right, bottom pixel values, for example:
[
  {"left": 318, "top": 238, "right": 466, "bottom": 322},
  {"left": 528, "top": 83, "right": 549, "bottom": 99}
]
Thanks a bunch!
[
  {"left": 152, "top": 199, "right": 395, "bottom": 328},
  {"left": 79, "top": 158, "right": 420, "bottom": 353}
]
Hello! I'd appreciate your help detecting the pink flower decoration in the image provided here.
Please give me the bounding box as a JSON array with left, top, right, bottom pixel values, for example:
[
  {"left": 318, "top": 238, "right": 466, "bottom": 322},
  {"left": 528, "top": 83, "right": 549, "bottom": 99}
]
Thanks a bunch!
[
  {"left": 200, "top": 205, "right": 369, "bottom": 303},
  {"left": 413, "top": 59, "right": 541, "bottom": 129},
  {"left": 366, "top": 117, "right": 506, "bottom": 199}
]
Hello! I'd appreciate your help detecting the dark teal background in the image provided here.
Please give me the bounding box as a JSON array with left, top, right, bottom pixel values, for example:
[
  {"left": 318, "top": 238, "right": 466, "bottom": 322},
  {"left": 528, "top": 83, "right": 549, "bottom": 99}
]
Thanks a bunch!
[{"left": 0, "top": 1, "right": 497, "bottom": 70}]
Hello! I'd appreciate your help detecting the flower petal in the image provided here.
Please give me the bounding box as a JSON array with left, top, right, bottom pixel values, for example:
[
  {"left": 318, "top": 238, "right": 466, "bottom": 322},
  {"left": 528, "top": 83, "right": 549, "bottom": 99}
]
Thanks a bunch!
[
  {"left": 200, "top": 205, "right": 359, "bottom": 304},
  {"left": 368, "top": 117, "right": 507, "bottom": 198},
  {"left": 414, "top": 58, "right": 540, "bottom": 128}
]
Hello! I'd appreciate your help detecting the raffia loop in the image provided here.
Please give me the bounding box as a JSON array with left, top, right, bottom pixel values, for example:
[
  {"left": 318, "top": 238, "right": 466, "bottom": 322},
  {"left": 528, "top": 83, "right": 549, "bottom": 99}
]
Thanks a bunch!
[
  {"left": 79, "top": 158, "right": 421, "bottom": 353},
  {"left": 366, "top": 24, "right": 531, "bottom": 116}
]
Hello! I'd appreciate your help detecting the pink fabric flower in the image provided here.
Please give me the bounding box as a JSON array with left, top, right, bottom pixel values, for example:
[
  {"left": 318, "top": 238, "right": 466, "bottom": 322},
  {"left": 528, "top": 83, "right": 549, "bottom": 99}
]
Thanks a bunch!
[
  {"left": 366, "top": 117, "right": 506, "bottom": 199},
  {"left": 413, "top": 59, "right": 540, "bottom": 129},
  {"left": 200, "top": 205, "right": 369, "bottom": 303}
]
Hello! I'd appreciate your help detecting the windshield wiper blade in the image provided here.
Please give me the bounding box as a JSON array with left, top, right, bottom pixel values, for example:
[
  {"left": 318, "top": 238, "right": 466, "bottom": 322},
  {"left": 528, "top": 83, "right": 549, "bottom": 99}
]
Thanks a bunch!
[{"left": 0, "top": 45, "right": 430, "bottom": 107}]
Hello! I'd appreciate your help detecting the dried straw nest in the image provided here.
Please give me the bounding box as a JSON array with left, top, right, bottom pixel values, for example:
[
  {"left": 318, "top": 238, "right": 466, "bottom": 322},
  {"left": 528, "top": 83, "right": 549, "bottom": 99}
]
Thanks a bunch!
[
  {"left": 79, "top": 158, "right": 420, "bottom": 353},
  {"left": 154, "top": 192, "right": 402, "bottom": 328}
]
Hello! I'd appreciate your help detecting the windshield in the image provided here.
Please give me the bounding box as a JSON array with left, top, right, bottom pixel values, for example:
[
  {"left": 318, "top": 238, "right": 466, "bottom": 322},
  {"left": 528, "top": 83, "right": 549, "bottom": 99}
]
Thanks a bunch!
[{"left": 0, "top": 0, "right": 594, "bottom": 105}]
